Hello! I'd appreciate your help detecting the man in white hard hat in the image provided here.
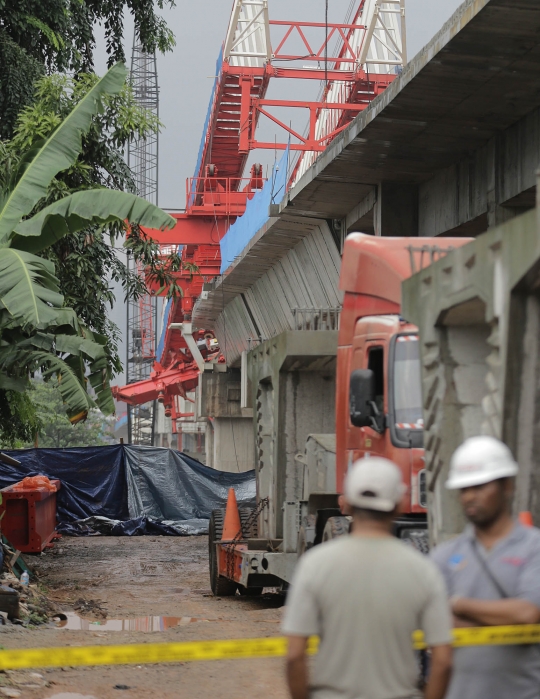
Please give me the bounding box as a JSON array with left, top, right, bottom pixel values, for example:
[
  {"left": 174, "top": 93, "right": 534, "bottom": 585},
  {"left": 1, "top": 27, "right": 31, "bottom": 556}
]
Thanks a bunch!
[
  {"left": 431, "top": 435, "right": 540, "bottom": 699},
  {"left": 283, "top": 457, "right": 453, "bottom": 699}
]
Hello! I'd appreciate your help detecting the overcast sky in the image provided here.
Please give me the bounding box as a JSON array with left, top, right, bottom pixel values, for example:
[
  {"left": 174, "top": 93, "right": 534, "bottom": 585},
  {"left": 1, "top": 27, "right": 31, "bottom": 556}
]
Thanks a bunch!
[{"left": 98, "top": 0, "right": 464, "bottom": 387}]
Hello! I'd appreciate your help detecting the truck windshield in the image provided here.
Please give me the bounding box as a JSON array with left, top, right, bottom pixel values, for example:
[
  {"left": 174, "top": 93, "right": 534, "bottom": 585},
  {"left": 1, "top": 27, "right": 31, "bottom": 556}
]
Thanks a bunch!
[{"left": 393, "top": 336, "right": 423, "bottom": 429}]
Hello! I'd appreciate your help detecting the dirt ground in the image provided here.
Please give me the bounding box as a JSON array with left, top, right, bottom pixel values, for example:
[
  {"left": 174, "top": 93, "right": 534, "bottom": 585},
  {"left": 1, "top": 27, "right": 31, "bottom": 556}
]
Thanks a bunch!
[{"left": 0, "top": 536, "right": 290, "bottom": 699}]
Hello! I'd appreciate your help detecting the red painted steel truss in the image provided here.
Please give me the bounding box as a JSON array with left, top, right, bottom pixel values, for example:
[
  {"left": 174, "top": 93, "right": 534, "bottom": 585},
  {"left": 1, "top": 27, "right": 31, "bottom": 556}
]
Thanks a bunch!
[{"left": 114, "top": 4, "right": 401, "bottom": 421}]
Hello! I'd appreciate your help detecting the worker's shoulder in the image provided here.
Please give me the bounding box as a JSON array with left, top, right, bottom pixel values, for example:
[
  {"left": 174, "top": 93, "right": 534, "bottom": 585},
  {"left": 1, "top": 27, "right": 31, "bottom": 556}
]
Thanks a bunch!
[
  {"left": 301, "top": 534, "right": 431, "bottom": 568},
  {"left": 430, "top": 531, "right": 468, "bottom": 566},
  {"left": 296, "top": 535, "right": 370, "bottom": 573},
  {"left": 391, "top": 538, "right": 444, "bottom": 576},
  {"left": 300, "top": 534, "right": 355, "bottom": 563},
  {"left": 516, "top": 523, "right": 540, "bottom": 552}
]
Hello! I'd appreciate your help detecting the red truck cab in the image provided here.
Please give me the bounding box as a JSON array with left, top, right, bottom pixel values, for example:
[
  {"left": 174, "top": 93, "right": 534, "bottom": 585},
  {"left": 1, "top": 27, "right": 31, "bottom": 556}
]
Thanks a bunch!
[{"left": 336, "top": 234, "right": 471, "bottom": 532}]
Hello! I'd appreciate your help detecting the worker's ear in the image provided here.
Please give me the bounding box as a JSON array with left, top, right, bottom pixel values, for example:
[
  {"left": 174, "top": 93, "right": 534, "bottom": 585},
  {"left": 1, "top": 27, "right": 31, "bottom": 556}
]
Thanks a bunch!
[
  {"left": 395, "top": 488, "right": 408, "bottom": 515},
  {"left": 338, "top": 494, "right": 352, "bottom": 515},
  {"left": 503, "top": 477, "right": 515, "bottom": 502}
]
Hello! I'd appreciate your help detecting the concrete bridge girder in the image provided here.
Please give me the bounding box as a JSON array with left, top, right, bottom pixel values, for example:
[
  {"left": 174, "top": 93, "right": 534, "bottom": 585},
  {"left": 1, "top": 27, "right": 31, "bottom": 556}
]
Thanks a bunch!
[
  {"left": 343, "top": 105, "right": 540, "bottom": 239},
  {"left": 248, "top": 331, "right": 338, "bottom": 540},
  {"left": 194, "top": 220, "right": 342, "bottom": 368},
  {"left": 402, "top": 184, "right": 540, "bottom": 542}
]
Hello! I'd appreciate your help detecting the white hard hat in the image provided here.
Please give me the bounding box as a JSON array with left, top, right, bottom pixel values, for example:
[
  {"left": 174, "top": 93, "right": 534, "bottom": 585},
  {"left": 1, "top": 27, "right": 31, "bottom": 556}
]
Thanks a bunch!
[
  {"left": 345, "top": 457, "right": 406, "bottom": 512},
  {"left": 446, "top": 436, "right": 518, "bottom": 490}
]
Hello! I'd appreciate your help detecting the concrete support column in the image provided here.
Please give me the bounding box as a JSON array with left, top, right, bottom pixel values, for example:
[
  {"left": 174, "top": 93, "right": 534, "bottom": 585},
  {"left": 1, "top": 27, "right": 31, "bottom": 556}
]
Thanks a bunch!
[
  {"left": 213, "top": 417, "right": 254, "bottom": 473},
  {"left": 487, "top": 138, "right": 516, "bottom": 229},
  {"left": 374, "top": 182, "right": 419, "bottom": 237}
]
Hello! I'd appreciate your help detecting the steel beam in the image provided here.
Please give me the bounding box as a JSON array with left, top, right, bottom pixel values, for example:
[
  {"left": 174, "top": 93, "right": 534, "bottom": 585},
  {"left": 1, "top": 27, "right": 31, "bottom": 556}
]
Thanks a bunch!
[{"left": 141, "top": 215, "right": 228, "bottom": 245}]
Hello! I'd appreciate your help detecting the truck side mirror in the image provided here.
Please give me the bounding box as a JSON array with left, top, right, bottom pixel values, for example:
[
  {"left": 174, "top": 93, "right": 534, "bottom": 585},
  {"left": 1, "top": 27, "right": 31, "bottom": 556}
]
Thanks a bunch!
[{"left": 349, "top": 369, "right": 376, "bottom": 427}]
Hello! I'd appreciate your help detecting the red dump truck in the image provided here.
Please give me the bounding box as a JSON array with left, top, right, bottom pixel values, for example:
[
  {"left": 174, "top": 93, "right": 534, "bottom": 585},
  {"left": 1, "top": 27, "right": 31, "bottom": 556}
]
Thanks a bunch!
[{"left": 209, "top": 233, "right": 471, "bottom": 595}]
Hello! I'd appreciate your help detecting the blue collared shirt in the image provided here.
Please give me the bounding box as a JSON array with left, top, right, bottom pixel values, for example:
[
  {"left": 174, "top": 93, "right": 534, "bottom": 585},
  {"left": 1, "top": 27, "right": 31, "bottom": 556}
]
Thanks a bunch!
[{"left": 431, "top": 523, "right": 540, "bottom": 699}]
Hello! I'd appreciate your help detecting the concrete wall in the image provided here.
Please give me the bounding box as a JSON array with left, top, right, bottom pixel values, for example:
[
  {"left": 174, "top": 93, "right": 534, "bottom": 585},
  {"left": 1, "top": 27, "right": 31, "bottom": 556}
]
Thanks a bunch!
[
  {"left": 210, "top": 222, "right": 342, "bottom": 367},
  {"left": 249, "top": 331, "right": 338, "bottom": 539},
  {"left": 209, "top": 417, "right": 254, "bottom": 473},
  {"left": 279, "top": 370, "right": 336, "bottom": 505},
  {"left": 403, "top": 194, "right": 540, "bottom": 542},
  {"left": 418, "top": 115, "right": 540, "bottom": 238},
  {"left": 197, "top": 368, "right": 254, "bottom": 472},
  {"left": 344, "top": 106, "right": 540, "bottom": 240}
]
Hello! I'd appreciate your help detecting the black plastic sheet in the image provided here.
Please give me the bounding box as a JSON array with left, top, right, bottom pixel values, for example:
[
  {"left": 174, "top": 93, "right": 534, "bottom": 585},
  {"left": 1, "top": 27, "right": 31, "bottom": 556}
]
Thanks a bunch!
[
  {"left": 124, "top": 446, "right": 255, "bottom": 533},
  {"left": 56, "top": 515, "right": 193, "bottom": 537},
  {"left": 0, "top": 445, "right": 255, "bottom": 536},
  {"left": 0, "top": 445, "right": 128, "bottom": 523}
]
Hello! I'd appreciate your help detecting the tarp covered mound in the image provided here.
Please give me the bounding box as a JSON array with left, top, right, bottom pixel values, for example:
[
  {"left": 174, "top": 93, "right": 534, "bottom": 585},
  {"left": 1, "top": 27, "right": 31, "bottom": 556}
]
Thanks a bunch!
[{"left": 0, "top": 445, "right": 256, "bottom": 536}]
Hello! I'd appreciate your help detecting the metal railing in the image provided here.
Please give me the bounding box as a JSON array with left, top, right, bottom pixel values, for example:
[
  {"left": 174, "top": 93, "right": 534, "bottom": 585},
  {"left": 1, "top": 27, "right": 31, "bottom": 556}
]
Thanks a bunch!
[
  {"left": 407, "top": 244, "right": 459, "bottom": 275},
  {"left": 293, "top": 307, "right": 341, "bottom": 331}
]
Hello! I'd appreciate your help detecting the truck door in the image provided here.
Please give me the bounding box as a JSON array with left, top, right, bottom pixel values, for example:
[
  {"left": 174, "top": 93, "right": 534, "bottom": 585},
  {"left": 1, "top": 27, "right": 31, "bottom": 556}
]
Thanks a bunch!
[
  {"left": 348, "top": 327, "right": 387, "bottom": 462},
  {"left": 361, "top": 342, "right": 387, "bottom": 458}
]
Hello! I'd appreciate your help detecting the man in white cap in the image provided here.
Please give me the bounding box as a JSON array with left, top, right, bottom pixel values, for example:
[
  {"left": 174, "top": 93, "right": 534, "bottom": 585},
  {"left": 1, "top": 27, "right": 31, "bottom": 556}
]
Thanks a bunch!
[
  {"left": 431, "top": 435, "right": 540, "bottom": 699},
  {"left": 283, "top": 457, "right": 453, "bottom": 699}
]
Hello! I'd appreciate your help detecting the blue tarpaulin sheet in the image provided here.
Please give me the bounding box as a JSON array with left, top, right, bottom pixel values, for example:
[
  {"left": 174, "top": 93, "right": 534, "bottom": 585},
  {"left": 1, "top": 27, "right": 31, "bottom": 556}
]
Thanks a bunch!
[
  {"left": 219, "top": 146, "right": 289, "bottom": 273},
  {"left": 0, "top": 445, "right": 255, "bottom": 536}
]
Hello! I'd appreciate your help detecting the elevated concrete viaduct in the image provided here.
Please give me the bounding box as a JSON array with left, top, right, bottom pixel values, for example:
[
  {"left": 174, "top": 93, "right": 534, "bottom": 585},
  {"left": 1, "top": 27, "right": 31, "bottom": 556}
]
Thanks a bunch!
[
  {"left": 281, "top": 0, "right": 540, "bottom": 237},
  {"left": 194, "top": 0, "right": 540, "bottom": 476}
]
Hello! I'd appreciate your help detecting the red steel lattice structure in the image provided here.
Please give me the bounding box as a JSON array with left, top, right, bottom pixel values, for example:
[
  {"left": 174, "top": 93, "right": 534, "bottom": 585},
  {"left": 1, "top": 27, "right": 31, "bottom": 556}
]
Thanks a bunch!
[{"left": 115, "top": 0, "right": 406, "bottom": 419}]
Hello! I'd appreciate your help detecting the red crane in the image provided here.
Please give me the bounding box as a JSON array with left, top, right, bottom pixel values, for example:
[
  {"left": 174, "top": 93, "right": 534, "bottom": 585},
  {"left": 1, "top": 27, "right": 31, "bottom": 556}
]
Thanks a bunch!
[{"left": 113, "top": 0, "right": 406, "bottom": 435}]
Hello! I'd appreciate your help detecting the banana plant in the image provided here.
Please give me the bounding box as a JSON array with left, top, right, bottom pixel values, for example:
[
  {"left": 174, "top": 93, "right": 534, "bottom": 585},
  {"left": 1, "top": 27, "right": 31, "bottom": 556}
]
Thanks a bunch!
[{"left": 0, "top": 62, "right": 175, "bottom": 422}]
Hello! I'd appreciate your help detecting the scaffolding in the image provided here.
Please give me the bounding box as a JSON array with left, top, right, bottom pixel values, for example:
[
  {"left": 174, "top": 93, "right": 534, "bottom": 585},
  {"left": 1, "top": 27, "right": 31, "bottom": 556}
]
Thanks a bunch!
[{"left": 126, "top": 39, "right": 159, "bottom": 445}]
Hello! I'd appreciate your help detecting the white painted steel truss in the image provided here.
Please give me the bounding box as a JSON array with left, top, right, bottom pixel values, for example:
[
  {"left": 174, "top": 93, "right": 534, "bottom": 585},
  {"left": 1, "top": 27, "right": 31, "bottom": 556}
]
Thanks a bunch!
[
  {"left": 224, "top": 0, "right": 272, "bottom": 67},
  {"left": 293, "top": 0, "right": 407, "bottom": 183}
]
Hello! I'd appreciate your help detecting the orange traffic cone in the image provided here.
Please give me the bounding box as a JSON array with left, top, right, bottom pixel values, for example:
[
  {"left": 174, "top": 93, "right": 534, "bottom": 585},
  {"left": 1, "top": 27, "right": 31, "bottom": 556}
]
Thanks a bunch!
[
  {"left": 519, "top": 511, "right": 534, "bottom": 527},
  {"left": 221, "top": 487, "right": 242, "bottom": 541}
]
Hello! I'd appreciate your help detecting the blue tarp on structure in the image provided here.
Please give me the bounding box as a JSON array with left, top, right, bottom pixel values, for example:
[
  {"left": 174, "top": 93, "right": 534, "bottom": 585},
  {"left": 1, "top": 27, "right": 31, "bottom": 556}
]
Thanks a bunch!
[
  {"left": 219, "top": 146, "right": 289, "bottom": 273},
  {"left": 0, "top": 445, "right": 255, "bottom": 536},
  {"left": 0, "top": 445, "right": 128, "bottom": 523},
  {"left": 191, "top": 48, "right": 224, "bottom": 193},
  {"left": 156, "top": 297, "right": 172, "bottom": 363}
]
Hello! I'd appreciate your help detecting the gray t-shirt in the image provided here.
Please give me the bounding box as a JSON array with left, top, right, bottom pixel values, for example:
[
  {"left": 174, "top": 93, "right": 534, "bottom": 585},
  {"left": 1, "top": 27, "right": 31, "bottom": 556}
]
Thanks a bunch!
[
  {"left": 431, "top": 523, "right": 540, "bottom": 699},
  {"left": 282, "top": 535, "right": 451, "bottom": 699}
]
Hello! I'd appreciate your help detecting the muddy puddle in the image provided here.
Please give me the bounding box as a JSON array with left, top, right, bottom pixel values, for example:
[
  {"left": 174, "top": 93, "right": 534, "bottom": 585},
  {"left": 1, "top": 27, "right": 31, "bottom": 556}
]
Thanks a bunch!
[{"left": 53, "top": 613, "right": 221, "bottom": 632}]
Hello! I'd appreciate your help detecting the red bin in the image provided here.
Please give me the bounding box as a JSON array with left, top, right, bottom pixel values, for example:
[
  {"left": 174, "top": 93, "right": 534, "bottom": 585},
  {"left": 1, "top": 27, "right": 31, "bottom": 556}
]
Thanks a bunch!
[{"left": 0, "top": 479, "right": 61, "bottom": 553}]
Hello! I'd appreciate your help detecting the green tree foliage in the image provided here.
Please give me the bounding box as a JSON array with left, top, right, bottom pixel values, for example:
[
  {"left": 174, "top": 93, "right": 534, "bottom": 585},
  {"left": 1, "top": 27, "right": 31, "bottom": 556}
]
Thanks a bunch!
[
  {"left": 0, "top": 63, "right": 175, "bottom": 423},
  {"left": 3, "top": 71, "right": 186, "bottom": 369},
  {"left": 0, "top": 33, "right": 44, "bottom": 140},
  {"left": 0, "top": 2, "right": 182, "bottom": 437},
  {"left": 0, "top": 0, "right": 175, "bottom": 137},
  {"left": 0, "top": 387, "right": 41, "bottom": 448},
  {"left": 27, "top": 379, "right": 114, "bottom": 448},
  {"left": 0, "top": 67, "right": 188, "bottom": 377}
]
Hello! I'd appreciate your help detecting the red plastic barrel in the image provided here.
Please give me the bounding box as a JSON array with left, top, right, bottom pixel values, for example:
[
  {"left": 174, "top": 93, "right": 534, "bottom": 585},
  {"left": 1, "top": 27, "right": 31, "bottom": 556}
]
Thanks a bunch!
[{"left": 0, "top": 479, "right": 61, "bottom": 553}]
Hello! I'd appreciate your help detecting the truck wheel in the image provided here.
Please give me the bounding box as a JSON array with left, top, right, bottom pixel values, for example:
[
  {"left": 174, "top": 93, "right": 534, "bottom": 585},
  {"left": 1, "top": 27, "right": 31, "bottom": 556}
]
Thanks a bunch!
[
  {"left": 400, "top": 528, "right": 429, "bottom": 555},
  {"left": 239, "top": 507, "right": 258, "bottom": 538},
  {"left": 209, "top": 509, "right": 238, "bottom": 596},
  {"left": 322, "top": 516, "right": 351, "bottom": 542}
]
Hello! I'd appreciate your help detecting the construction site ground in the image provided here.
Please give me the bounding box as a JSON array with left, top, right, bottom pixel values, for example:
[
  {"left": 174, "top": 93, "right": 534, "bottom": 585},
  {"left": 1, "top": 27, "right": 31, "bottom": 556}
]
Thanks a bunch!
[{"left": 0, "top": 536, "right": 289, "bottom": 699}]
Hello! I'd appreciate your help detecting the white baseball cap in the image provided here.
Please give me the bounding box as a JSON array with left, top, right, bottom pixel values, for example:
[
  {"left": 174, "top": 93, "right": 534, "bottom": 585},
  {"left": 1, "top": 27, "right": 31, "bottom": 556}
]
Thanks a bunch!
[
  {"left": 345, "top": 457, "right": 406, "bottom": 512},
  {"left": 446, "top": 436, "right": 519, "bottom": 490}
]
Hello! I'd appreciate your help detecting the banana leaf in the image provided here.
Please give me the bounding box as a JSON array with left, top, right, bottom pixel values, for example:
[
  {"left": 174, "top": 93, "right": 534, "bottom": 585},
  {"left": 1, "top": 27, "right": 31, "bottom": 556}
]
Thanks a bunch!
[
  {"left": 55, "top": 334, "right": 108, "bottom": 361},
  {"left": 12, "top": 189, "right": 175, "bottom": 253},
  {"left": 0, "top": 63, "right": 128, "bottom": 244},
  {"left": 0, "top": 248, "right": 64, "bottom": 328},
  {"left": 0, "top": 375, "right": 28, "bottom": 391},
  {"left": 38, "top": 352, "right": 95, "bottom": 422}
]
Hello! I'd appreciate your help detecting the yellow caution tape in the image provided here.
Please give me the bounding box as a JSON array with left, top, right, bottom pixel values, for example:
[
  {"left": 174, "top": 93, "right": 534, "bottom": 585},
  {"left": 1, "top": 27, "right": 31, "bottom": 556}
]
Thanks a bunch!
[
  {"left": 1, "top": 626, "right": 540, "bottom": 670},
  {"left": 413, "top": 624, "right": 540, "bottom": 650},
  {"left": 0, "top": 637, "right": 316, "bottom": 670}
]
